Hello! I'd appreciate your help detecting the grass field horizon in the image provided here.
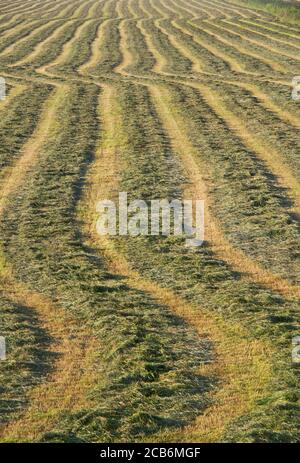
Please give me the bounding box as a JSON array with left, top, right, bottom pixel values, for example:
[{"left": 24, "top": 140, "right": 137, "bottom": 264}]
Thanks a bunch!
[{"left": 0, "top": 0, "right": 299, "bottom": 444}]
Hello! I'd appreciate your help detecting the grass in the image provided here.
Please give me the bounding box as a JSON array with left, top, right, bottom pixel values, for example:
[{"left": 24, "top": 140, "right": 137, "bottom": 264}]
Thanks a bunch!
[
  {"left": 0, "top": 0, "right": 299, "bottom": 444},
  {"left": 107, "top": 80, "right": 300, "bottom": 442},
  {"left": 0, "top": 82, "right": 215, "bottom": 442}
]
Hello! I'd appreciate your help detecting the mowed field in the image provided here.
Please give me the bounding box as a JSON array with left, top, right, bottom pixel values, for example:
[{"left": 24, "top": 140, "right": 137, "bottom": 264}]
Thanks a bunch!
[{"left": 0, "top": 0, "right": 299, "bottom": 443}]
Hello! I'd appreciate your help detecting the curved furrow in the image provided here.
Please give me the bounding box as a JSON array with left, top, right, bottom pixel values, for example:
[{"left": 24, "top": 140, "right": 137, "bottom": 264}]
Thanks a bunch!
[
  {"left": 79, "top": 18, "right": 122, "bottom": 77},
  {"left": 29, "top": 0, "right": 73, "bottom": 20},
  {"left": 229, "top": 80, "right": 300, "bottom": 131},
  {"left": 225, "top": 18, "right": 300, "bottom": 50},
  {"left": 129, "top": 0, "right": 145, "bottom": 18},
  {"left": 80, "top": 0, "right": 105, "bottom": 20},
  {"left": 170, "top": 80, "right": 300, "bottom": 286},
  {"left": 157, "top": 18, "right": 233, "bottom": 74},
  {"left": 86, "top": 0, "right": 104, "bottom": 19},
  {"left": 220, "top": 0, "right": 271, "bottom": 18},
  {"left": 181, "top": 0, "right": 231, "bottom": 20},
  {"left": 114, "top": 18, "right": 139, "bottom": 75},
  {"left": 139, "top": 0, "right": 160, "bottom": 18},
  {"left": 13, "top": 20, "right": 84, "bottom": 72},
  {"left": 166, "top": 0, "right": 197, "bottom": 19},
  {"left": 1, "top": 20, "right": 68, "bottom": 66},
  {"left": 191, "top": 81, "right": 300, "bottom": 218},
  {"left": 39, "top": 19, "right": 95, "bottom": 76},
  {"left": 207, "top": 19, "right": 300, "bottom": 64},
  {"left": 240, "top": 18, "right": 300, "bottom": 42},
  {"left": 117, "top": 0, "right": 131, "bottom": 18},
  {"left": 43, "top": 0, "right": 83, "bottom": 21},
  {"left": 0, "top": 13, "right": 18, "bottom": 28},
  {"left": 137, "top": 19, "right": 169, "bottom": 73},
  {"left": 0, "top": 16, "right": 24, "bottom": 37},
  {"left": 0, "top": 0, "right": 27, "bottom": 15},
  {"left": 47, "top": 19, "right": 101, "bottom": 76},
  {"left": 16, "top": 0, "right": 59, "bottom": 19},
  {"left": 171, "top": 19, "right": 247, "bottom": 73},
  {"left": 0, "top": 290, "right": 52, "bottom": 431},
  {"left": 113, "top": 59, "right": 300, "bottom": 293},
  {"left": 137, "top": 0, "right": 157, "bottom": 20},
  {"left": 203, "top": 0, "right": 258, "bottom": 18},
  {"left": 0, "top": 19, "right": 48, "bottom": 56},
  {"left": 186, "top": 18, "right": 288, "bottom": 74},
  {"left": 0, "top": 83, "right": 101, "bottom": 441},
  {"left": 255, "top": 17, "right": 300, "bottom": 35},
  {"left": 78, "top": 19, "right": 107, "bottom": 75},
  {"left": 188, "top": 0, "right": 244, "bottom": 19},
  {"left": 0, "top": 284, "right": 99, "bottom": 443},
  {"left": 102, "top": 0, "right": 119, "bottom": 18},
  {"left": 115, "top": 18, "right": 155, "bottom": 76},
  {"left": 218, "top": 80, "right": 300, "bottom": 180},
  {"left": 158, "top": 0, "right": 185, "bottom": 19},
  {"left": 0, "top": 19, "right": 64, "bottom": 58},
  {"left": 150, "top": 0, "right": 175, "bottom": 19},
  {"left": 145, "top": 0, "right": 167, "bottom": 18},
  {"left": 0, "top": 0, "right": 42, "bottom": 12},
  {"left": 138, "top": 18, "right": 194, "bottom": 75},
  {"left": 0, "top": 82, "right": 53, "bottom": 188},
  {"left": 1, "top": 0, "right": 49, "bottom": 17},
  {"left": 0, "top": 83, "right": 94, "bottom": 433}
]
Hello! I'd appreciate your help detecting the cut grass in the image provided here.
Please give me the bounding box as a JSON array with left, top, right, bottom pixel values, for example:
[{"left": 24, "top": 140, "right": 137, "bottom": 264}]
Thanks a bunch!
[
  {"left": 82, "top": 81, "right": 274, "bottom": 443},
  {"left": 0, "top": 81, "right": 215, "bottom": 443},
  {"left": 0, "top": 0, "right": 299, "bottom": 444}
]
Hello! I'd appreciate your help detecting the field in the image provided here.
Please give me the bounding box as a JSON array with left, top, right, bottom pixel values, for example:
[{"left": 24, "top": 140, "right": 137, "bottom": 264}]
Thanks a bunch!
[{"left": 0, "top": 0, "right": 299, "bottom": 443}]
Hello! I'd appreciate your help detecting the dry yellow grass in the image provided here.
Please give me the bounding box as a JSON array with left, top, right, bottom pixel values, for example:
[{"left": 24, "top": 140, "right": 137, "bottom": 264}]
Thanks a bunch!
[{"left": 138, "top": 19, "right": 169, "bottom": 73}]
